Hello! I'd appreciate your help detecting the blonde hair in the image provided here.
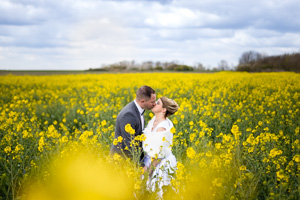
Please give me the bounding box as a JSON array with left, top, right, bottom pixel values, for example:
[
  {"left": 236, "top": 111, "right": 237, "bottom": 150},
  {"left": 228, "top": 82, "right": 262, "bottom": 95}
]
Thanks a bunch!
[{"left": 160, "top": 96, "right": 179, "bottom": 117}]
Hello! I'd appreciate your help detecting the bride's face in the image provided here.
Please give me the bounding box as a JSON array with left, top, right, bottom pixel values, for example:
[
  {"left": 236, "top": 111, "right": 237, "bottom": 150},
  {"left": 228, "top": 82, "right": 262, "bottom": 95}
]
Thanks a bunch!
[{"left": 151, "top": 98, "right": 164, "bottom": 113}]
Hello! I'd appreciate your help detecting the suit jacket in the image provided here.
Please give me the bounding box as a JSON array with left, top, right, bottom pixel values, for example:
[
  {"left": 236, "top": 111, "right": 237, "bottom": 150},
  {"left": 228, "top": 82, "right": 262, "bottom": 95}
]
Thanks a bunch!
[{"left": 110, "top": 101, "right": 144, "bottom": 160}]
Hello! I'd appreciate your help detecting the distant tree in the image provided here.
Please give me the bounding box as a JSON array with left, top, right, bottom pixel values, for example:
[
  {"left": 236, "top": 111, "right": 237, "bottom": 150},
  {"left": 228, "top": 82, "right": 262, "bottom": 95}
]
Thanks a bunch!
[
  {"left": 155, "top": 61, "right": 161, "bottom": 68},
  {"left": 118, "top": 60, "right": 132, "bottom": 70},
  {"left": 163, "top": 61, "right": 178, "bottom": 71},
  {"left": 173, "top": 65, "right": 194, "bottom": 71},
  {"left": 239, "top": 51, "right": 263, "bottom": 65},
  {"left": 237, "top": 51, "right": 263, "bottom": 71},
  {"left": 218, "top": 60, "right": 230, "bottom": 71},
  {"left": 141, "top": 61, "right": 154, "bottom": 71},
  {"left": 194, "top": 63, "right": 206, "bottom": 71},
  {"left": 236, "top": 52, "right": 300, "bottom": 72},
  {"left": 154, "top": 66, "right": 163, "bottom": 71}
]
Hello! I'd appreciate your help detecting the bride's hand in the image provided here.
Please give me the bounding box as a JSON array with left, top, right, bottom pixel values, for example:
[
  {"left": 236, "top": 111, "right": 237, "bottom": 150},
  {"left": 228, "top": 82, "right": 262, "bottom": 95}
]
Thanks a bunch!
[{"left": 143, "top": 166, "right": 148, "bottom": 173}]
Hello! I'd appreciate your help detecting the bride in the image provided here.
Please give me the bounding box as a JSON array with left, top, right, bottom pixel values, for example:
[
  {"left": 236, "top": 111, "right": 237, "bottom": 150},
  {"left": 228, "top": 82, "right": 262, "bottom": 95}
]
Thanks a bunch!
[{"left": 142, "top": 96, "right": 179, "bottom": 197}]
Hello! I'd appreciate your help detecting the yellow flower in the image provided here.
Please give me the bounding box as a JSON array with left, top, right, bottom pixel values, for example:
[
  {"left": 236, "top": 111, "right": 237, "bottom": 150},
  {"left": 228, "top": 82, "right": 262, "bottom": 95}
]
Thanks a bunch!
[
  {"left": 176, "top": 162, "right": 185, "bottom": 180},
  {"left": 113, "top": 139, "right": 118, "bottom": 145},
  {"left": 187, "top": 147, "right": 196, "bottom": 159},
  {"left": 125, "top": 124, "right": 135, "bottom": 135},
  {"left": 170, "top": 127, "right": 176, "bottom": 134},
  {"left": 113, "top": 153, "right": 121, "bottom": 161},
  {"left": 206, "top": 151, "right": 212, "bottom": 157},
  {"left": 4, "top": 146, "right": 11, "bottom": 154},
  {"left": 134, "top": 135, "right": 141, "bottom": 141},
  {"left": 30, "top": 160, "right": 36, "bottom": 168},
  {"left": 117, "top": 136, "right": 123, "bottom": 143},
  {"left": 173, "top": 118, "right": 178, "bottom": 125},
  {"left": 215, "top": 143, "right": 221, "bottom": 149},
  {"left": 216, "top": 132, "right": 223, "bottom": 137},
  {"left": 189, "top": 133, "right": 196, "bottom": 142},
  {"left": 212, "top": 178, "right": 222, "bottom": 187},
  {"left": 231, "top": 124, "right": 239, "bottom": 134},
  {"left": 101, "top": 120, "right": 107, "bottom": 126},
  {"left": 199, "top": 131, "right": 205, "bottom": 138},
  {"left": 276, "top": 169, "right": 285, "bottom": 181},
  {"left": 22, "top": 130, "right": 29, "bottom": 138},
  {"left": 293, "top": 155, "right": 300, "bottom": 162},
  {"left": 140, "top": 134, "right": 146, "bottom": 141},
  {"left": 189, "top": 121, "right": 194, "bottom": 126},
  {"left": 248, "top": 147, "right": 254, "bottom": 153},
  {"left": 269, "top": 148, "right": 283, "bottom": 158},
  {"left": 14, "top": 144, "right": 23, "bottom": 153},
  {"left": 240, "top": 165, "right": 247, "bottom": 171},
  {"left": 38, "top": 137, "right": 45, "bottom": 152},
  {"left": 61, "top": 136, "right": 68, "bottom": 143},
  {"left": 134, "top": 182, "right": 141, "bottom": 190}
]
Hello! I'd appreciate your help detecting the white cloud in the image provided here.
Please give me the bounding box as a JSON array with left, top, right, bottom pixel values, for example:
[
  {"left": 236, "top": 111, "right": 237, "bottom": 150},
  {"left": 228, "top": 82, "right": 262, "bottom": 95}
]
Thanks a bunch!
[
  {"left": 0, "top": 0, "right": 299, "bottom": 70},
  {"left": 144, "top": 7, "right": 213, "bottom": 28},
  {"left": 0, "top": 0, "right": 47, "bottom": 25}
]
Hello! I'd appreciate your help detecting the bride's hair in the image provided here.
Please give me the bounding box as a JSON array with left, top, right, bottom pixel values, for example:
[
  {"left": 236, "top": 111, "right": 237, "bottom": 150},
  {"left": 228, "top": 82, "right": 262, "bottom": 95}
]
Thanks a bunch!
[{"left": 160, "top": 96, "right": 179, "bottom": 117}]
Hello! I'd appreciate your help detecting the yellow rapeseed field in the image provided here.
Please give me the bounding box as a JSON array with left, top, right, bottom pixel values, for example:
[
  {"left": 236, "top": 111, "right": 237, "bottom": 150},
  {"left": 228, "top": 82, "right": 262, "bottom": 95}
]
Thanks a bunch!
[{"left": 0, "top": 72, "right": 299, "bottom": 200}]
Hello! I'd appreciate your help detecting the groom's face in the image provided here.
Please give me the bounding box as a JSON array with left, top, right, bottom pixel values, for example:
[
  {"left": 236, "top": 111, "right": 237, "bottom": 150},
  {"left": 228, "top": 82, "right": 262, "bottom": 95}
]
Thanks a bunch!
[{"left": 143, "top": 93, "right": 156, "bottom": 110}]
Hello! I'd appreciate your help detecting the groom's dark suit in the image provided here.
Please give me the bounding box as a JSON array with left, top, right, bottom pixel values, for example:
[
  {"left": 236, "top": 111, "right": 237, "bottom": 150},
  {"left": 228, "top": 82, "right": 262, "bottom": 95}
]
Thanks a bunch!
[{"left": 110, "top": 101, "right": 144, "bottom": 160}]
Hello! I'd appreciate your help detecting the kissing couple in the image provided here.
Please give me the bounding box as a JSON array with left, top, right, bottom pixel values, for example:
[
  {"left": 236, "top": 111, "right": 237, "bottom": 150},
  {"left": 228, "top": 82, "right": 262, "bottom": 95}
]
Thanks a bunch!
[{"left": 110, "top": 85, "right": 178, "bottom": 198}]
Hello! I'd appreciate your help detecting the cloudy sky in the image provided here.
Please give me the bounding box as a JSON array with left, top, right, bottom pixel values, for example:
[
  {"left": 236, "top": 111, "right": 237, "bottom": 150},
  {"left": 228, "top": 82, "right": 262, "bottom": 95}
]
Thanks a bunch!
[{"left": 0, "top": 0, "right": 299, "bottom": 70}]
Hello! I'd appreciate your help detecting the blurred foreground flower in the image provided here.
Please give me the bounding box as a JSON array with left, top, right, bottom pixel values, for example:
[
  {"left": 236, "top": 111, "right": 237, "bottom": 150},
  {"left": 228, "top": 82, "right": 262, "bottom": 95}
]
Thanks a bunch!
[{"left": 22, "top": 148, "right": 134, "bottom": 200}]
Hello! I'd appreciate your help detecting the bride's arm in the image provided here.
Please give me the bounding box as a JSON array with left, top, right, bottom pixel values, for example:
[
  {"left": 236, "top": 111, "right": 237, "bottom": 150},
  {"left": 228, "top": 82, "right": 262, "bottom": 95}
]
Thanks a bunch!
[
  {"left": 143, "top": 158, "right": 160, "bottom": 174},
  {"left": 147, "top": 127, "right": 166, "bottom": 175},
  {"left": 156, "top": 127, "right": 166, "bottom": 132},
  {"left": 149, "top": 158, "right": 161, "bottom": 176}
]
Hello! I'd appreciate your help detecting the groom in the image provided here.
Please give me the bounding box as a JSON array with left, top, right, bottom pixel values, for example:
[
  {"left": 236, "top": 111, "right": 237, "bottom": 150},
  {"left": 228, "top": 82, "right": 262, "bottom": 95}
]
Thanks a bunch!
[{"left": 110, "top": 85, "right": 156, "bottom": 162}]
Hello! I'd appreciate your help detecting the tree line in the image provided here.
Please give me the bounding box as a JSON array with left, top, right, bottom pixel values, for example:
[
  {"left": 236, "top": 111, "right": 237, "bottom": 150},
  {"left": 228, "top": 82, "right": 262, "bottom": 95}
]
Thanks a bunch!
[
  {"left": 87, "top": 51, "right": 300, "bottom": 72},
  {"left": 236, "top": 51, "right": 300, "bottom": 72}
]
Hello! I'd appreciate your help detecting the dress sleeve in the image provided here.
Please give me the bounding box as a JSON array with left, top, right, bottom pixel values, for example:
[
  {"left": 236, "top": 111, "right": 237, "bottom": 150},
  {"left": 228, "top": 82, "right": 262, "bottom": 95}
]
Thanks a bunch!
[
  {"left": 152, "top": 120, "right": 171, "bottom": 132},
  {"left": 158, "top": 121, "right": 170, "bottom": 131}
]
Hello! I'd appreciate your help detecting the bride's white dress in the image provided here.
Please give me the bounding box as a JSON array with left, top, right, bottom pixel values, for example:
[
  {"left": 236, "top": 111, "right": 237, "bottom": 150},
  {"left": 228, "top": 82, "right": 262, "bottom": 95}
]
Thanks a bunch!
[{"left": 142, "top": 116, "right": 177, "bottom": 196}]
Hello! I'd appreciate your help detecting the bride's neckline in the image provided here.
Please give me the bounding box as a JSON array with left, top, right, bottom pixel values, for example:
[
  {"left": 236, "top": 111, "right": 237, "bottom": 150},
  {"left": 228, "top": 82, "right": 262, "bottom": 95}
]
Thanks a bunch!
[{"left": 151, "top": 116, "right": 167, "bottom": 132}]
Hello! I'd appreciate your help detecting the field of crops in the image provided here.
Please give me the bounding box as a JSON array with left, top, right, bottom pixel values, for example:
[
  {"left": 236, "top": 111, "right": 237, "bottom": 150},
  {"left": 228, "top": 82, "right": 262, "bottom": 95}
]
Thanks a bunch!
[{"left": 0, "top": 72, "right": 299, "bottom": 200}]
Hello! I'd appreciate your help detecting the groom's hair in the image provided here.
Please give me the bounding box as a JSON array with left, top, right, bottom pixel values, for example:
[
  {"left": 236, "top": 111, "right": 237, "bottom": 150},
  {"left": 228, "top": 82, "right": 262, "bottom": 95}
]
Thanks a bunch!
[{"left": 136, "top": 85, "right": 155, "bottom": 100}]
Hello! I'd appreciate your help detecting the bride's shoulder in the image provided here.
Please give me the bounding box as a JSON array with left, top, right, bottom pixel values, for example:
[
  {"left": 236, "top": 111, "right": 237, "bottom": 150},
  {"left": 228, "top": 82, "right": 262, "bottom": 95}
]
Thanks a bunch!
[
  {"left": 166, "top": 118, "right": 174, "bottom": 127},
  {"left": 159, "top": 118, "right": 173, "bottom": 130}
]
